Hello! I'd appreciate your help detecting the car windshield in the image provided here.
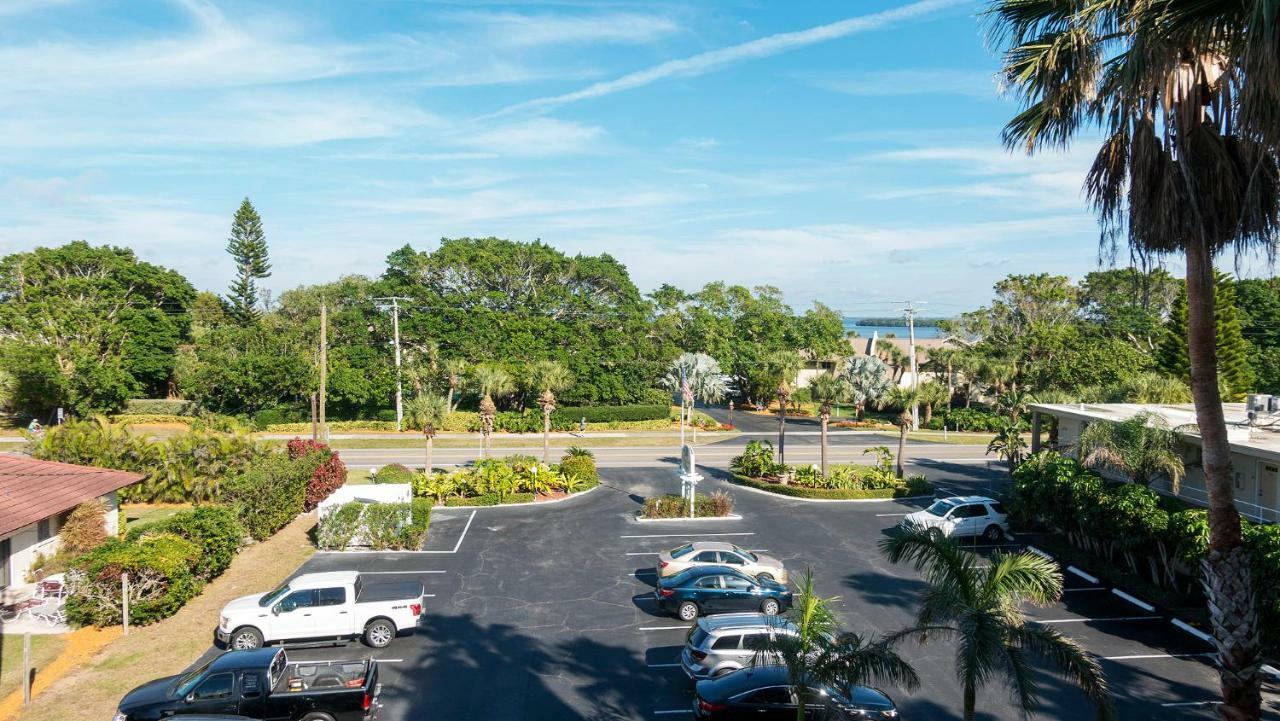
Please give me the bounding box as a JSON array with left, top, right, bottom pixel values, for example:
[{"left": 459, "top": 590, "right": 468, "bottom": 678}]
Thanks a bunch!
[
  {"left": 173, "top": 659, "right": 213, "bottom": 697},
  {"left": 732, "top": 546, "right": 758, "bottom": 562},
  {"left": 670, "top": 543, "right": 695, "bottom": 559},
  {"left": 259, "top": 583, "right": 290, "bottom": 607},
  {"left": 924, "top": 500, "right": 956, "bottom": 517}
]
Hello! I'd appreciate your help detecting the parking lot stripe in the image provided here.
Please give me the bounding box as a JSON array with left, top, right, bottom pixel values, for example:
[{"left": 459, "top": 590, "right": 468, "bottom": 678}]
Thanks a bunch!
[
  {"left": 621, "top": 532, "right": 755, "bottom": 538},
  {"left": 1101, "top": 653, "right": 1215, "bottom": 661},
  {"left": 1111, "top": 588, "right": 1156, "bottom": 612},
  {"left": 639, "top": 625, "right": 691, "bottom": 631},
  {"left": 1036, "top": 615, "right": 1161, "bottom": 624},
  {"left": 1172, "top": 618, "right": 1215, "bottom": 643},
  {"left": 358, "top": 570, "right": 448, "bottom": 574},
  {"left": 1067, "top": 566, "right": 1101, "bottom": 584},
  {"left": 626, "top": 552, "right": 661, "bottom": 556},
  {"left": 1160, "top": 701, "right": 1219, "bottom": 707},
  {"left": 1063, "top": 587, "right": 1107, "bottom": 593}
]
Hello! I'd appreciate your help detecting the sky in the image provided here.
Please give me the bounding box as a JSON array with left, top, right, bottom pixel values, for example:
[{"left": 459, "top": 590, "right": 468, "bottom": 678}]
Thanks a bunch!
[{"left": 2, "top": 0, "right": 1265, "bottom": 318}]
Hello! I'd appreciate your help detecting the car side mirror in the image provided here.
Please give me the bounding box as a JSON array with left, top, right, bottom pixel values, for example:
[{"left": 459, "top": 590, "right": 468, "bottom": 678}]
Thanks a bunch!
[
  {"left": 185, "top": 692, "right": 195, "bottom": 703},
  {"left": 272, "top": 605, "right": 282, "bottom": 615}
]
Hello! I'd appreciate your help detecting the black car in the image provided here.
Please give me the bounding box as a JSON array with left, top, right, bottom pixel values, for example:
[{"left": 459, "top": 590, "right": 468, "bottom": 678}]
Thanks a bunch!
[
  {"left": 655, "top": 566, "right": 793, "bottom": 621},
  {"left": 693, "top": 666, "right": 898, "bottom": 720},
  {"left": 114, "top": 648, "right": 380, "bottom": 721}
]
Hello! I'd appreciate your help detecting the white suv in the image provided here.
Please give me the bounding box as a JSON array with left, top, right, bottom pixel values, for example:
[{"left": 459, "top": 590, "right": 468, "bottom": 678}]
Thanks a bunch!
[{"left": 900, "top": 496, "right": 1009, "bottom": 542}]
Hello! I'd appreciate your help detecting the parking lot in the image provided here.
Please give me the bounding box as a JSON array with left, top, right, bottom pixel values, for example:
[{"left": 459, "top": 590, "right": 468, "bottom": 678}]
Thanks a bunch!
[{"left": 255, "top": 464, "right": 1273, "bottom": 720}]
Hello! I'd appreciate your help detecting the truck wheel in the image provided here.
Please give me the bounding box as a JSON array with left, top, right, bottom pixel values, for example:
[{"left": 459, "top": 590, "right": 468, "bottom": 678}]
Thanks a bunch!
[
  {"left": 677, "top": 601, "right": 699, "bottom": 621},
  {"left": 230, "top": 626, "right": 263, "bottom": 650},
  {"left": 364, "top": 619, "right": 396, "bottom": 648},
  {"left": 299, "top": 714, "right": 336, "bottom": 721}
]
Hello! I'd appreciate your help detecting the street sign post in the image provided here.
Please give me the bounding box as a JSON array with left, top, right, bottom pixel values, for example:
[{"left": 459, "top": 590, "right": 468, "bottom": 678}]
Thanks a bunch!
[{"left": 678, "top": 444, "right": 702, "bottom": 519}]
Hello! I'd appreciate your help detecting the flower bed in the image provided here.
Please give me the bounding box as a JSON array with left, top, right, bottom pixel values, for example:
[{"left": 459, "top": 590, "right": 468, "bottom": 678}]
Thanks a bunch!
[
  {"left": 728, "top": 440, "right": 932, "bottom": 500},
  {"left": 413, "top": 451, "right": 600, "bottom": 507},
  {"left": 640, "top": 491, "right": 735, "bottom": 519},
  {"left": 730, "top": 474, "right": 930, "bottom": 500}
]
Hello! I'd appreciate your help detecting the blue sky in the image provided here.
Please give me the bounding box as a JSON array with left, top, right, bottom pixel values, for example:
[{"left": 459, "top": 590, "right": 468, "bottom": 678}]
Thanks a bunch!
[{"left": 0, "top": 0, "right": 1209, "bottom": 316}]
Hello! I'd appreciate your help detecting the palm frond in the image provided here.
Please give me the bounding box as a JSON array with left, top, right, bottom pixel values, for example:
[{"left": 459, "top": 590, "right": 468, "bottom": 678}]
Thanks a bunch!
[
  {"left": 980, "top": 551, "right": 1064, "bottom": 607},
  {"left": 1014, "top": 624, "right": 1116, "bottom": 721}
]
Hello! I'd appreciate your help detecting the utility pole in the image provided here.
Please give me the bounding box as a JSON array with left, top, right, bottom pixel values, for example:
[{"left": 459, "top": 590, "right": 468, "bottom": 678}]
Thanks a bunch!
[
  {"left": 320, "top": 300, "right": 328, "bottom": 443},
  {"left": 374, "top": 297, "right": 411, "bottom": 431},
  {"left": 901, "top": 301, "right": 925, "bottom": 431}
]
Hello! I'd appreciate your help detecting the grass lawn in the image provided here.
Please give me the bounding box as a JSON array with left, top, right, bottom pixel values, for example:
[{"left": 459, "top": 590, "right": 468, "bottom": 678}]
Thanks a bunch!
[
  {"left": 900, "top": 430, "right": 999, "bottom": 445},
  {"left": 0, "top": 635, "right": 66, "bottom": 704},
  {"left": 122, "top": 503, "right": 192, "bottom": 531},
  {"left": 13, "top": 514, "right": 317, "bottom": 721},
  {"left": 346, "top": 468, "right": 373, "bottom": 485}
]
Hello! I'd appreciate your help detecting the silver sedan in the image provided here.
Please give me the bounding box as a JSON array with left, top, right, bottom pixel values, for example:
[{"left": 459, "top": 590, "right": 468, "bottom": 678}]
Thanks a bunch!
[{"left": 657, "top": 541, "right": 788, "bottom": 583}]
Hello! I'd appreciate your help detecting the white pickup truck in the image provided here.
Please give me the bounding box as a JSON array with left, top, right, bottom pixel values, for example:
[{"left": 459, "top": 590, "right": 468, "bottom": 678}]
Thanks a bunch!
[{"left": 218, "top": 570, "right": 424, "bottom": 650}]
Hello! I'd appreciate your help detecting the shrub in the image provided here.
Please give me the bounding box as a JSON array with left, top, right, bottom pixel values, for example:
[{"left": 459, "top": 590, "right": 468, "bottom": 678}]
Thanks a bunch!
[
  {"left": 443, "top": 493, "right": 535, "bottom": 507},
  {"left": 373, "top": 463, "right": 416, "bottom": 485},
  {"left": 287, "top": 438, "right": 347, "bottom": 510},
  {"left": 731, "top": 473, "right": 928, "bottom": 500},
  {"left": 253, "top": 405, "right": 308, "bottom": 429},
  {"left": 730, "top": 440, "right": 777, "bottom": 478},
  {"left": 640, "top": 492, "right": 736, "bottom": 519},
  {"left": 128, "top": 506, "right": 243, "bottom": 580},
  {"left": 265, "top": 420, "right": 399, "bottom": 433},
  {"left": 927, "top": 408, "right": 1014, "bottom": 432},
  {"left": 316, "top": 502, "right": 364, "bottom": 551},
  {"left": 639, "top": 387, "right": 675, "bottom": 406},
  {"left": 60, "top": 499, "right": 109, "bottom": 555},
  {"left": 559, "top": 453, "right": 598, "bottom": 485},
  {"left": 402, "top": 498, "right": 432, "bottom": 549},
  {"left": 222, "top": 454, "right": 309, "bottom": 541},
  {"left": 66, "top": 534, "right": 202, "bottom": 627},
  {"left": 360, "top": 503, "right": 410, "bottom": 551},
  {"left": 110, "top": 414, "right": 194, "bottom": 426},
  {"left": 121, "top": 399, "right": 200, "bottom": 416},
  {"left": 552, "top": 404, "right": 669, "bottom": 425}
]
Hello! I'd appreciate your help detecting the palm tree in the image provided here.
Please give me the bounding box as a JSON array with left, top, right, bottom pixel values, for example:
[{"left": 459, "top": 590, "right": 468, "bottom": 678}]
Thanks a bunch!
[
  {"left": 1077, "top": 412, "right": 1185, "bottom": 491},
  {"left": 750, "top": 569, "right": 919, "bottom": 721},
  {"left": 991, "top": 5, "right": 1280, "bottom": 710},
  {"left": 987, "top": 419, "right": 1029, "bottom": 472},
  {"left": 441, "top": 358, "right": 468, "bottom": 412},
  {"left": 879, "top": 385, "right": 920, "bottom": 479},
  {"left": 996, "top": 388, "right": 1035, "bottom": 424},
  {"left": 807, "top": 373, "right": 850, "bottom": 478},
  {"left": 663, "top": 352, "right": 732, "bottom": 438},
  {"left": 528, "top": 360, "right": 572, "bottom": 463},
  {"left": 472, "top": 364, "right": 514, "bottom": 458},
  {"left": 882, "top": 529, "right": 1114, "bottom": 721},
  {"left": 917, "top": 380, "right": 950, "bottom": 426},
  {"left": 403, "top": 392, "right": 449, "bottom": 474},
  {"left": 843, "top": 355, "right": 891, "bottom": 420},
  {"left": 766, "top": 350, "right": 803, "bottom": 465}
]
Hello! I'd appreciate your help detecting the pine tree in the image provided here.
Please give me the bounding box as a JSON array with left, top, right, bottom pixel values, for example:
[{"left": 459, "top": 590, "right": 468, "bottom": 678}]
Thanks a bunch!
[
  {"left": 1157, "top": 271, "right": 1254, "bottom": 399},
  {"left": 226, "top": 198, "right": 271, "bottom": 324}
]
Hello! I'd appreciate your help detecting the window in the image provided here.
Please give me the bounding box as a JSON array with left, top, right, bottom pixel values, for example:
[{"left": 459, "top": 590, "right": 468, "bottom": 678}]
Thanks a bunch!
[
  {"left": 37, "top": 519, "right": 51, "bottom": 542},
  {"left": 317, "top": 587, "right": 346, "bottom": 607},
  {"left": 670, "top": 543, "right": 695, "bottom": 559},
  {"left": 692, "top": 551, "right": 718, "bottom": 563},
  {"left": 717, "top": 552, "right": 745, "bottom": 565},
  {"left": 989, "top": 502, "right": 1007, "bottom": 516},
  {"left": 800, "top": 688, "right": 829, "bottom": 704},
  {"left": 742, "top": 687, "right": 792, "bottom": 704},
  {"left": 194, "top": 673, "right": 234, "bottom": 700},
  {"left": 722, "top": 575, "right": 754, "bottom": 591},
  {"left": 924, "top": 500, "right": 956, "bottom": 517},
  {"left": 277, "top": 590, "right": 316, "bottom": 612},
  {"left": 953, "top": 505, "right": 985, "bottom": 519},
  {"left": 742, "top": 633, "right": 771, "bottom": 651},
  {"left": 695, "top": 576, "right": 722, "bottom": 589},
  {"left": 711, "top": 634, "right": 741, "bottom": 650},
  {"left": 259, "top": 584, "right": 290, "bottom": 608}
]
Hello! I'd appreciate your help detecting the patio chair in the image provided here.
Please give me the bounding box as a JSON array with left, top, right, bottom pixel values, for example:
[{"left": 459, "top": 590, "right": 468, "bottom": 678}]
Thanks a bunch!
[
  {"left": 29, "top": 598, "right": 65, "bottom": 627},
  {"left": 0, "top": 597, "right": 41, "bottom": 622},
  {"left": 35, "top": 574, "right": 66, "bottom": 599}
]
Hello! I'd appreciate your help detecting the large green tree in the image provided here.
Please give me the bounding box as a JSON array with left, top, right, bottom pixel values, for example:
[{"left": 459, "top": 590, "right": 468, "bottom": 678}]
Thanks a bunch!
[
  {"left": 0, "top": 241, "right": 195, "bottom": 415},
  {"left": 175, "top": 315, "right": 312, "bottom": 415},
  {"left": 226, "top": 198, "right": 272, "bottom": 325},
  {"left": 1235, "top": 278, "right": 1280, "bottom": 394},
  {"left": 1157, "top": 272, "right": 1254, "bottom": 400}
]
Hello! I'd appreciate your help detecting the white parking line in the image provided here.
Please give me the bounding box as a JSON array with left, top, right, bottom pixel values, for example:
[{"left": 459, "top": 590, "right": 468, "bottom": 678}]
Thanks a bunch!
[
  {"left": 1036, "top": 616, "right": 1161, "bottom": 624},
  {"left": 621, "top": 532, "right": 755, "bottom": 539},
  {"left": 1102, "top": 653, "right": 1215, "bottom": 661},
  {"left": 1160, "top": 701, "right": 1218, "bottom": 707},
  {"left": 1067, "top": 566, "right": 1101, "bottom": 584},
  {"left": 358, "top": 571, "right": 448, "bottom": 574},
  {"left": 1063, "top": 587, "right": 1107, "bottom": 593},
  {"left": 639, "top": 625, "right": 691, "bottom": 631},
  {"left": 874, "top": 513, "right": 911, "bottom": 517},
  {"left": 375, "top": 658, "right": 405, "bottom": 663},
  {"left": 626, "top": 552, "right": 661, "bottom": 556}
]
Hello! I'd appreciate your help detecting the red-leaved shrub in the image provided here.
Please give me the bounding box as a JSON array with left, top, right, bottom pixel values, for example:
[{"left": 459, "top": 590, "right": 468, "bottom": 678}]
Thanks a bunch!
[{"left": 287, "top": 438, "right": 347, "bottom": 511}]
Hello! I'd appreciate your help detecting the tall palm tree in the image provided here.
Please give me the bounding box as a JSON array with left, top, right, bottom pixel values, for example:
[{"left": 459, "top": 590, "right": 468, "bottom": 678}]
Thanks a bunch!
[
  {"left": 750, "top": 569, "right": 920, "bottom": 721},
  {"left": 663, "top": 352, "right": 732, "bottom": 438},
  {"left": 765, "top": 350, "right": 803, "bottom": 465},
  {"left": 472, "top": 364, "right": 514, "bottom": 458},
  {"left": 403, "top": 392, "right": 449, "bottom": 473},
  {"left": 882, "top": 528, "right": 1114, "bottom": 721},
  {"left": 441, "top": 358, "right": 469, "bottom": 412},
  {"left": 807, "top": 373, "right": 850, "bottom": 477},
  {"left": 1077, "top": 411, "right": 1185, "bottom": 490},
  {"left": 880, "top": 385, "right": 921, "bottom": 479},
  {"left": 990, "top": 4, "right": 1280, "bottom": 712},
  {"left": 528, "top": 360, "right": 573, "bottom": 463},
  {"left": 843, "top": 354, "right": 892, "bottom": 420}
]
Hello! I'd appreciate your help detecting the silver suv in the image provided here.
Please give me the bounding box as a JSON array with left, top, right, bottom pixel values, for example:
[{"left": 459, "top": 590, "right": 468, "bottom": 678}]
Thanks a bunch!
[{"left": 680, "top": 613, "right": 798, "bottom": 681}]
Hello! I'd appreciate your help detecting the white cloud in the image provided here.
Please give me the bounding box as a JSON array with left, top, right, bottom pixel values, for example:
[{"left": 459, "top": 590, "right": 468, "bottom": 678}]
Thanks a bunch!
[
  {"left": 454, "top": 11, "right": 680, "bottom": 48},
  {"left": 807, "top": 69, "right": 996, "bottom": 98},
  {"left": 449, "top": 118, "right": 605, "bottom": 157},
  {"left": 488, "top": 0, "right": 968, "bottom": 117}
]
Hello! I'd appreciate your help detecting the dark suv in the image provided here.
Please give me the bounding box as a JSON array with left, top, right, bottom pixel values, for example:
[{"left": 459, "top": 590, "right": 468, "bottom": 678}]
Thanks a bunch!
[{"left": 655, "top": 566, "right": 793, "bottom": 621}]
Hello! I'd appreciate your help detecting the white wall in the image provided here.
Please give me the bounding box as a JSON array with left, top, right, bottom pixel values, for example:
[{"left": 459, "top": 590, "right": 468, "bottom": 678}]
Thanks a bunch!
[{"left": 1, "top": 492, "right": 118, "bottom": 588}]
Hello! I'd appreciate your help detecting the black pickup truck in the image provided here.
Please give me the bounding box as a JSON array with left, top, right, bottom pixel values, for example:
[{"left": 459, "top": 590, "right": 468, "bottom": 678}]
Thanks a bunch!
[{"left": 114, "top": 648, "right": 380, "bottom": 721}]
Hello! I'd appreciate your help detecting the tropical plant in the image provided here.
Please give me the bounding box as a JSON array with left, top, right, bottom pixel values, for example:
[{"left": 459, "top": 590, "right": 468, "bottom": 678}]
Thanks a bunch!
[
  {"left": 472, "top": 364, "right": 514, "bottom": 458},
  {"left": 225, "top": 198, "right": 271, "bottom": 325},
  {"left": 441, "top": 358, "right": 468, "bottom": 412},
  {"left": 730, "top": 440, "right": 777, "bottom": 479},
  {"left": 862, "top": 445, "right": 895, "bottom": 479},
  {"left": 1076, "top": 412, "right": 1185, "bottom": 491},
  {"left": 990, "top": 3, "right": 1280, "bottom": 712},
  {"left": 995, "top": 388, "right": 1035, "bottom": 424},
  {"left": 527, "top": 360, "right": 573, "bottom": 463},
  {"left": 662, "top": 352, "right": 732, "bottom": 438},
  {"left": 416, "top": 471, "right": 457, "bottom": 505},
  {"left": 765, "top": 349, "right": 803, "bottom": 465},
  {"left": 917, "top": 380, "right": 950, "bottom": 425},
  {"left": 882, "top": 528, "right": 1114, "bottom": 721},
  {"left": 987, "top": 420, "right": 1030, "bottom": 472},
  {"left": 879, "top": 386, "right": 921, "bottom": 478},
  {"left": 843, "top": 355, "right": 892, "bottom": 420},
  {"left": 749, "top": 569, "right": 920, "bottom": 721},
  {"left": 565, "top": 446, "right": 593, "bottom": 458},
  {"left": 807, "top": 372, "right": 850, "bottom": 477},
  {"left": 404, "top": 392, "right": 450, "bottom": 473}
]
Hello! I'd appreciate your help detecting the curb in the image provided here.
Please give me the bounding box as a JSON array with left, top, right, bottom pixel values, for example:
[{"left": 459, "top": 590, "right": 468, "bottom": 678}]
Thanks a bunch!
[{"left": 634, "top": 514, "right": 744, "bottom": 523}]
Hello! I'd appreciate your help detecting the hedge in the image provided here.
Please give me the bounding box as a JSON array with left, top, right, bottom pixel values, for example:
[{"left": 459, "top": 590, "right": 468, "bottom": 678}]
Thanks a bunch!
[
  {"left": 127, "top": 506, "right": 244, "bottom": 580},
  {"left": 553, "top": 404, "right": 669, "bottom": 424},
  {"left": 317, "top": 502, "right": 364, "bottom": 551},
  {"left": 222, "top": 454, "right": 309, "bottom": 541},
  {"left": 731, "top": 473, "right": 932, "bottom": 500},
  {"left": 443, "top": 492, "right": 536, "bottom": 507},
  {"left": 122, "top": 399, "right": 200, "bottom": 417},
  {"left": 66, "top": 534, "right": 202, "bottom": 627}
]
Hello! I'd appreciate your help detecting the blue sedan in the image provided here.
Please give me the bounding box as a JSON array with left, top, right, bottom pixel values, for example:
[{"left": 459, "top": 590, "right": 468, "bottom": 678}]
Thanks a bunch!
[{"left": 655, "top": 566, "right": 793, "bottom": 621}]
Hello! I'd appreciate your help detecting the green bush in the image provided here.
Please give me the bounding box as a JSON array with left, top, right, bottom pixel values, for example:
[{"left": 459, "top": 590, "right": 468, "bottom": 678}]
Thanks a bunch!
[
  {"left": 730, "top": 440, "right": 778, "bottom": 478},
  {"left": 552, "top": 404, "right": 669, "bottom": 425},
  {"left": 443, "top": 492, "right": 535, "bottom": 507},
  {"left": 640, "top": 491, "right": 735, "bottom": 519},
  {"left": 253, "top": 405, "right": 308, "bottom": 429},
  {"left": 266, "top": 420, "right": 400, "bottom": 433},
  {"left": 222, "top": 454, "right": 309, "bottom": 541},
  {"left": 128, "top": 506, "right": 243, "bottom": 580},
  {"left": 927, "top": 407, "right": 1019, "bottom": 432},
  {"left": 317, "top": 502, "right": 365, "bottom": 551},
  {"left": 361, "top": 503, "right": 412, "bottom": 551},
  {"left": 730, "top": 473, "right": 927, "bottom": 500},
  {"left": 559, "top": 453, "right": 598, "bottom": 485},
  {"left": 403, "top": 498, "right": 432, "bottom": 549},
  {"left": 122, "top": 399, "right": 200, "bottom": 416},
  {"left": 639, "top": 388, "right": 675, "bottom": 406},
  {"left": 66, "top": 534, "right": 202, "bottom": 627},
  {"left": 374, "top": 463, "right": 416, "bottom": 484}
]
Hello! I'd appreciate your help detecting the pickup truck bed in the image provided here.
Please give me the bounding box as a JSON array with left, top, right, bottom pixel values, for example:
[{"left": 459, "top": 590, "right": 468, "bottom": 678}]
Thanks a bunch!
[{"left": 355, "top": 580, "right": 422, "bottom": 604}]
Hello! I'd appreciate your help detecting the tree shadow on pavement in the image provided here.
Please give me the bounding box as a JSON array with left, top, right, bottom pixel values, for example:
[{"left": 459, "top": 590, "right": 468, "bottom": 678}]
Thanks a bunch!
[{"left": 841, "top": 570, "right": 929, "bottom": 610}]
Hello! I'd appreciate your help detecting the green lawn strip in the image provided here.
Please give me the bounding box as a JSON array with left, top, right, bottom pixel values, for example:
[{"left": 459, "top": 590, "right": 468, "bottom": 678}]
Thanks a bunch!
[
  {"left": 898, "top": 431, "right": 999, "bottom": 445},
  {"left": 0, "top": 634, "right": 66, "bottom": 703},
  {"left": 13, "top": 514, "right": 317, "bottom": 721},
  {"left": 122, "top": 503, "right": 192, "bottom": 531},
  {"left": 729, "top": 473, "right": 929, "bottom": 500},
  {"left": 345, "top": 468, "right": 373, "bottom": 485},
  {"left": 297, "top": 434, "right": 736, "bottom": 451}
]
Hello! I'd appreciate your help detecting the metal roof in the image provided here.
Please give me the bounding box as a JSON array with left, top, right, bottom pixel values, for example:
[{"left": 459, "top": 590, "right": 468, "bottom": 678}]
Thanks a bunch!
[{"left": 0, "top": 454, "right": 144, "bottom": 538}]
